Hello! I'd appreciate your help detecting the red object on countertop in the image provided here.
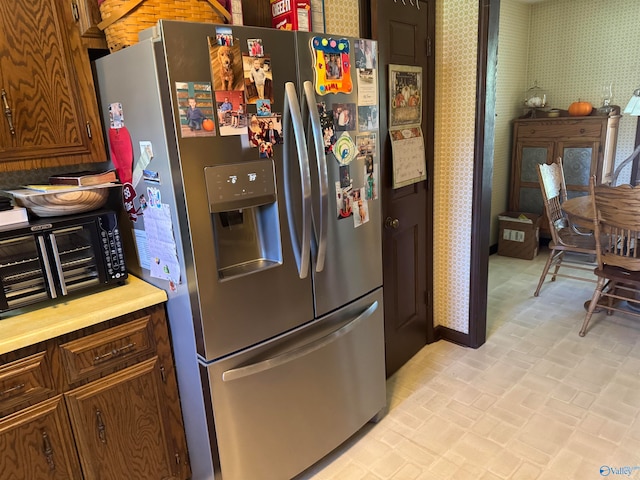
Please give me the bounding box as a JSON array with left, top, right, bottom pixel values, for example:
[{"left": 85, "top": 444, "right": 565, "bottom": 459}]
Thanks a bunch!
[{"left": 108, "top": 126, "right": 134, "bottom": 185}]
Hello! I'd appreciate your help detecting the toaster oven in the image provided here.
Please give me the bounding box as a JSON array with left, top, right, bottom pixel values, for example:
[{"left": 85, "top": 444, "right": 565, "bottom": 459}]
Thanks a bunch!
[{"left": 0, "top": 210, "right": 127, "bottom": 314}]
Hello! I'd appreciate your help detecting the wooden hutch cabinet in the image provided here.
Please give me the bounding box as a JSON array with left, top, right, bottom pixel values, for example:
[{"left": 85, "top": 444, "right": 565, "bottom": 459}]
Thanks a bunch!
[
  {"left": 0, "top": 0, "right": 106, "bottom": 172},
  {"left": 509, "top": 113, "right": 620, "bottom": 233}
]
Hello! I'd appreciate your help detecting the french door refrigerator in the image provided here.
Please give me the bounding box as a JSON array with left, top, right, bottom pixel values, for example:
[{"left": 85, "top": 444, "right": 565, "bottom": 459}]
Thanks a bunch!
[{"left": 95, "top": 20, "right": 385, "bottom": 480}]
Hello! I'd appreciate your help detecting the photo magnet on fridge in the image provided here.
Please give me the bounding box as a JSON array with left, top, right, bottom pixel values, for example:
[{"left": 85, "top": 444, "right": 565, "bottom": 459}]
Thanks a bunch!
[
  {"left": 318, "top": 102, "right": 337, "bottom": 155},
  {"left": 243, "top": 54, "right": 274, "bottom": 104},
  {"left": 256, "top": 99, "right": 272, "bottom": 116},
  {"left": 109, "top": 102, "right": 124, "bottom": 129},
  {"left": 353, "top": 189, "right": 369, "bottom": 228},
  {"left": 339, "top": 165, "right": 351, "bottom": 188},
  {"left": 335, "top": 181, "right": 353, "bottom": 219},
  {"left": 247, "top": 38, "right": 264, "bottom": 57},
  {"left": 333, "top": 103, "right": 356, "bottom": 131},
  {"left": 358, "top": 105, "right": 378, "bottom": 131},
  {"left": 215, "top": 90, "right": 247, "bottom": 136},
  {"left": 175, "top": 82, "right": 216, "bottom": 138},
  {"left": 215, "top": 27, "right": 233, "bottom": 46},
  {"left": 208, "top": 37, "right": 244, "bottom": 92},
  {"left": 311, "top": 37, "right": 352, "bottom": 95},
  {"left": 248, "top": 114, "right": 283, "bottom": 148}
]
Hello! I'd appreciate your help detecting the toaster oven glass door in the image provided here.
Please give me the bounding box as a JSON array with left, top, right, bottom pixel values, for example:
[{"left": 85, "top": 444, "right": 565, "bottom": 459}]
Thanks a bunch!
[
  {"left": 49, "top": 225, "right": 101, "bottom": 295},
  {"left": 0, "top": 234, "right": 51, "bottom": 311}
]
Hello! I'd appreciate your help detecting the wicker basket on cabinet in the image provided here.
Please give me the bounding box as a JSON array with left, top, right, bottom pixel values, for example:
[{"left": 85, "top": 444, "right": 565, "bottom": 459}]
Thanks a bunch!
[{"left": 97, "top": 0, "right": 231, "bottom": 52}]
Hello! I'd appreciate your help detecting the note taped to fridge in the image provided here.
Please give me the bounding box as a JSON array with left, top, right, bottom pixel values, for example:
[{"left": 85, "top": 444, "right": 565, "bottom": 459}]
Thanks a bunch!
[{"left": 390, "top": 127, "right": 427, "bottom": 188}]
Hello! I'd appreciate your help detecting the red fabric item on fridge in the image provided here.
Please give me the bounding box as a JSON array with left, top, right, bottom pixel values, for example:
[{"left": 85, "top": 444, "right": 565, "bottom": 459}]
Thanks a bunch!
[{"left": 108, "top": 126, "right": 134, "bottom": 185}]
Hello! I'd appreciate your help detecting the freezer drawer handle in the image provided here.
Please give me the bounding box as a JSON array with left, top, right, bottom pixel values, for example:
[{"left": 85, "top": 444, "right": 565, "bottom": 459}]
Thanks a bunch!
[
  {"left": 283, "top": 82, "right": 312, "bottom": 279},
  {"left": 222, "top": 300, "right": 378, "bottom": 382},
  {"left": 303, "top": 80, "right": 328, "bottom": 273}
]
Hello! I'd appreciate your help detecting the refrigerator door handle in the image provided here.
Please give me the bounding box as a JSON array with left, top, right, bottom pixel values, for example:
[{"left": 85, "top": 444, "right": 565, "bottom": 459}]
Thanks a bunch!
[
  {"left": 302, "top": 80, "right": 328, "bottom": 273},
  {"left": 283, "top": 82, "right": 312, "bottom": 279},
  {"left": 221, "top": 300, "right": 379, "bottom": 382}
]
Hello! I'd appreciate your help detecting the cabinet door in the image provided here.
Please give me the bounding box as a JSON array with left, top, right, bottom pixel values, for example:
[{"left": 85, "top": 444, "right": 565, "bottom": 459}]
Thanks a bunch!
[
  {"left": 557, "top": 140, "right": 598, "bottom": 195},
  {"left": 65, "top": 357, "right": 180, "bottom": 480},
  {"left": 509, "top": 140, "right": 554, "bottom": 214},
  {"left": 0, "top": 396, "right": 82, "bottom": 479},
  {"left": 0, "top": 0, "right": 105, "bottom": 170},
  {"left": 70, "top": 0, "right": 108, "bottom": 50}
]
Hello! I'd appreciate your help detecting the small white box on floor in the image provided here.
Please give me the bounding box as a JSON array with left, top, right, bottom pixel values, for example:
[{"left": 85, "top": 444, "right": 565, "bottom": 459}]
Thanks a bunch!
[{"left": 497, "top": 212, "right": 540, "bottom": 260}]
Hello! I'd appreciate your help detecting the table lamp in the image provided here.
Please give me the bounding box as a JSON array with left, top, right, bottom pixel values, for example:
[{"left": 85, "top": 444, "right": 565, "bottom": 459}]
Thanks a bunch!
[{"left": 623, "top": 88, "right": 640, "bottom": 185}]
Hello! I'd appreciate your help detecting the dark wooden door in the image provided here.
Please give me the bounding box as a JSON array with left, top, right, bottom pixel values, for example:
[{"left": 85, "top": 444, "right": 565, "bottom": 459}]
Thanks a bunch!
[{"left": 369, "top": 0, "right": 434, "bottom": 376}]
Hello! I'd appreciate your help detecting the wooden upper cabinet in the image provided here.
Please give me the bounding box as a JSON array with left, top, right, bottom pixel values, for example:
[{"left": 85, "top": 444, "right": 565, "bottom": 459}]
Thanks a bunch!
[
  {"left": 70, "top": 0, "right": 108, "bottom": 50},
  {"left": 0, "top": 0, "right": 106, "bottom": 172}
]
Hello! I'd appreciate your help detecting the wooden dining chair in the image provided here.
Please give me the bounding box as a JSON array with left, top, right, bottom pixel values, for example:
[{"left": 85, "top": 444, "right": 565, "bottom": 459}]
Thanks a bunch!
[
  {"left": 580, "top": 176, "right": 640, "bottom": 336},
  {"left": 534, "top": 158, "right": 598, "bottom": 296}
]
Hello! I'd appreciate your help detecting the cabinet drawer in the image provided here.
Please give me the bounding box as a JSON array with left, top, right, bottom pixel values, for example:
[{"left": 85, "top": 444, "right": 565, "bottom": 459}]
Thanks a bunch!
[
  {"left": 0, "top": 352, "right": 55, "bottom": 416},
  {"left": 59, "top": 316, "right": 156, "bottom": 384},
  {"left": 517, "top": 122, "right": 603, "bottom": 139}
]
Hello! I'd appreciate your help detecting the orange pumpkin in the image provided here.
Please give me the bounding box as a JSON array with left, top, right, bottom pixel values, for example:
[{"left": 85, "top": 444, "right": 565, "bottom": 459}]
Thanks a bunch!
[
  {"left": 202, "top": 118, "right": 215, "bottom": 131},
  {"left": 568, "top": 100, "right": 592, "bottom": 117}
]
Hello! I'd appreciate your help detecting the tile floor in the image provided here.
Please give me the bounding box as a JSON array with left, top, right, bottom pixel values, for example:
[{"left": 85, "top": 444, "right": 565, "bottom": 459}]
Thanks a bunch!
[{"left": 297, "top": 249, "right": 640, "bottom": 479}]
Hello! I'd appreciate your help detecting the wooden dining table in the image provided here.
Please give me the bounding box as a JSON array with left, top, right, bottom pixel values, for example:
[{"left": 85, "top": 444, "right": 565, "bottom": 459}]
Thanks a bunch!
[{"left": 562, "top": 195, "right": 594, "bottom": 229}]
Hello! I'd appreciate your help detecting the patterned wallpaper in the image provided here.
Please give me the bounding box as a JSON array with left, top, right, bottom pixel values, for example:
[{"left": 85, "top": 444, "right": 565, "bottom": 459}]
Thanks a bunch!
[
  {"left": 433, "top": 0, "right": 479, "bottom": 334},
  {"left": 492, "top": 0, "right": 530, "bottom": 246},
  {"left": 492, "top": 0, "right": 640, "bottom": 245},
  {"left": 323, "top": 0, "right": 360, "bottom": 36},
  {"left": 528, "top": 0, "right": 639, "bottom": 172}
]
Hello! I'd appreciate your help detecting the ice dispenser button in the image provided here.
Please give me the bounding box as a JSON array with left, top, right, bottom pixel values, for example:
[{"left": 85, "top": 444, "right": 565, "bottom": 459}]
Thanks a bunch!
[{"left": 204, "top": 160, "right": 276, "bottom": 213}]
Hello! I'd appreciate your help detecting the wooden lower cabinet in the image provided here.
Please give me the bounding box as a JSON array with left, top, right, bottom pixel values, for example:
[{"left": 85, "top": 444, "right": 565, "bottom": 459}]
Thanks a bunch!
[
  {"left": 0, "top": 304, "right": 190, "bottom": 480},
  {"left": 0, "top": 396, "right": 82, "bottom": 479},
  {"left": 66, "top": 358, "right": 181, "bottom": 480}
]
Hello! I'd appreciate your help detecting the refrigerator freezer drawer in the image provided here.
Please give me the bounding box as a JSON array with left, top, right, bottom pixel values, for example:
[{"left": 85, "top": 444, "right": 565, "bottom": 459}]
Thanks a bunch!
[{"left": 205, "top": 288, "right": 386, "bottom": 480}]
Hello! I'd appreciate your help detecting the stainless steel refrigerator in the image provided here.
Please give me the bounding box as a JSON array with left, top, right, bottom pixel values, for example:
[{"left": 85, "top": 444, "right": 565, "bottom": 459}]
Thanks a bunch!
[{"left": 94, "top": 20, "right": 385, "bottom": 480}]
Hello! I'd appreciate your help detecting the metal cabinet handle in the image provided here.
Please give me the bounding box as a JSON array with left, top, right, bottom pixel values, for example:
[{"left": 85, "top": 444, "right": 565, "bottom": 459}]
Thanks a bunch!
[
  {"left": 96, "top": 409, "right": 107, "bottom": 444},
  {"left": 42, "top": 430, "right": 56, "bottom": 471},
  {"left": 93, "top": 342, "right": 136, "bottom": 364},
  {"left": 0, "top": 383, "right": 25, "bottom": 396},
  {"left": 1, "top": 89, "right": 15, "bottom": 135}
]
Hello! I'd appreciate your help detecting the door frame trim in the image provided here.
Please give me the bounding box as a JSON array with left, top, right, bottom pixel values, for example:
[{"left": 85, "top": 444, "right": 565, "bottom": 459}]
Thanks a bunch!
[
  {"left": 432, "top": 0, "right": 499, "bottom": 349},
  {"left": 467, "top": 0, "right": 500, "bottom": 348},
  {"left": 360, "top": 0, "right": 497, "bottom": 350}
]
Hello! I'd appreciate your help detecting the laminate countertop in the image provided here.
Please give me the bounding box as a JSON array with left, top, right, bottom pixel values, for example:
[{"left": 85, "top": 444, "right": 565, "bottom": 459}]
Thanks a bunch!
[{"left": 0, "top": 275, "right": 167, "bottom": 355}]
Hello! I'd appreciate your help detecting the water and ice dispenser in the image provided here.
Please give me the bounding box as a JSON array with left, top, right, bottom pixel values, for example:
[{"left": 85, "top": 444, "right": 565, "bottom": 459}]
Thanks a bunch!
[{"left": 204, "top": 160, "right": 282, "bottom": 280}]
